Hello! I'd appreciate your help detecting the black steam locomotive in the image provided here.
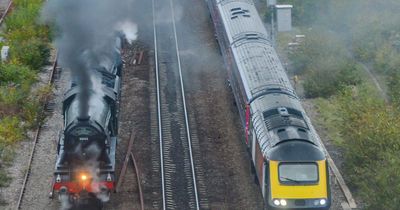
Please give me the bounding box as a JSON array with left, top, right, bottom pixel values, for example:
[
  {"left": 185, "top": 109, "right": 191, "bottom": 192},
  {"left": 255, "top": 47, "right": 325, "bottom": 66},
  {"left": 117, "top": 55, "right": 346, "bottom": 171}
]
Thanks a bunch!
[{"left": 53, "top": 38, "right": 122, "bottom": 204}]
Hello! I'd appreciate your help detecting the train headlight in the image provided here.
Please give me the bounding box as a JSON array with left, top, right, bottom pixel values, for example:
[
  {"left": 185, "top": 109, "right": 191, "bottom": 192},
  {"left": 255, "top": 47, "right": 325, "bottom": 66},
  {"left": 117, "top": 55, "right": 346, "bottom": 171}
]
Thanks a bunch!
[
  {"left": 320, "top": 199, "right": 326, "bottom": 205},
  {"left": 273, "top": 199, "right": 280, "bottom": 206},
  {"left": 280, "top": 199, "right": 287, "bottom": 206},
  {"left": 81, "top": 174, "right": 87, "bottom": 181}
]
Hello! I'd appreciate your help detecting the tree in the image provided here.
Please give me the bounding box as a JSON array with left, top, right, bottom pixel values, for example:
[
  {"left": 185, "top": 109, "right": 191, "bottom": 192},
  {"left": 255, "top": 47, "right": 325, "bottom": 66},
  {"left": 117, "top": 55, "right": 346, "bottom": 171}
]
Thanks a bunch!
[{"left": 334, "top": 85, "right": 400, "bottom": 209}]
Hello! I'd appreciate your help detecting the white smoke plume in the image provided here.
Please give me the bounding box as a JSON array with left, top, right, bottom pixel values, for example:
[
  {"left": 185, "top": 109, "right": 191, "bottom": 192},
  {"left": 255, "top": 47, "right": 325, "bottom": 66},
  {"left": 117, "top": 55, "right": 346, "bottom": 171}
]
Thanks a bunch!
[
  {"left": 116, "top": 20, "right": 138, "bottom": 44},
  {"left": 59, "top": 194, "right": 72, "bottom": 210}
]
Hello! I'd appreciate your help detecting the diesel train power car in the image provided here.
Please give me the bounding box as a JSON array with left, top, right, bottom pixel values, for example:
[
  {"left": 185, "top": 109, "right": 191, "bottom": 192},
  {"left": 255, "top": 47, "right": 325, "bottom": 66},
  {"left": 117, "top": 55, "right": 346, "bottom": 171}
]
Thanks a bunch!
[{"left": 208, "top": 0, "right": 331, "bottom": 209}]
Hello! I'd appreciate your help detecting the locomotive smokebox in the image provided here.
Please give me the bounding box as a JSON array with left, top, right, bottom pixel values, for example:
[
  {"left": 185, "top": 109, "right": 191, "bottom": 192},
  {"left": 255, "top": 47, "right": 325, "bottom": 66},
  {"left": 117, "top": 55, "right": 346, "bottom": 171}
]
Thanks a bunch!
[
  {"left": 64, "top": 119, "right": 107, "bottom": 162},
  {"left": 77, "top": 115, "right": 90, "bottom": 121}
]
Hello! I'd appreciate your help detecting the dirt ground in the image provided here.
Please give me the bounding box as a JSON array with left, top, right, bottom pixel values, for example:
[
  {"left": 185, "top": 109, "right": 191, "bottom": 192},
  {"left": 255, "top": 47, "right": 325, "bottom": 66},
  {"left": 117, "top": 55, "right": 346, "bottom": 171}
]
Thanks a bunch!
[
  {"left": 175, "top": 0, "right": 265, "bottom": 209},
  {"left": 107, "top": 0, "right": 265, "bottom": 209},
  {"left": 103, "top": 42, "right": 153, "bottom": 210}
]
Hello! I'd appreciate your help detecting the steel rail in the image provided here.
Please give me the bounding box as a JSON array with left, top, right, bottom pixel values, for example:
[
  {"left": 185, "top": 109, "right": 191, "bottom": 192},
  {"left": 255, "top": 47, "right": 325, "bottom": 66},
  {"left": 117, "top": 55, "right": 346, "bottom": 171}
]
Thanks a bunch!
[
  {"left": 168, "top": 0, "right": 200, "bottom": 209},
  {"left": 115, "top": 128, "right": 136, "bottom": 192},
  {"left": 16, "top": 53, "right": 58, "bottom": 210},
  {"left": 153, "top": 0, "right": 200, "bottom": 208},
  {"left": 130, "top": 152, "right": 144, "bottom": 210},
  {"left": 151, "top": 0, "right": 166, "bottom": 209},
  {"left": 0, "top": 0, "right": 12, "bottom": 25},
  {"left": 115, "top": 126, "right": 145, "bottom": 210}
]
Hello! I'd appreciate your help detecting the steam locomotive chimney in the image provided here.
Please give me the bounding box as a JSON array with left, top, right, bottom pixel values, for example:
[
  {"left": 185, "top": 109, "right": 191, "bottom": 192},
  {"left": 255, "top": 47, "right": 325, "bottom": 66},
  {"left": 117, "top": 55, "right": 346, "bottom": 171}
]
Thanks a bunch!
[{"left": 78, "top": 89, "right": 90, "bottom": 120}]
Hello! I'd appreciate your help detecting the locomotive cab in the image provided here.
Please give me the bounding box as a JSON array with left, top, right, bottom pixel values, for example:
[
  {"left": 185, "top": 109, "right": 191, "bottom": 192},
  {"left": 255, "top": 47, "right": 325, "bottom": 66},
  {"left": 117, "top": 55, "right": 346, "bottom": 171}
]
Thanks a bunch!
[{"left": 266, "top": 140, "right": 330, "bottom": 209}]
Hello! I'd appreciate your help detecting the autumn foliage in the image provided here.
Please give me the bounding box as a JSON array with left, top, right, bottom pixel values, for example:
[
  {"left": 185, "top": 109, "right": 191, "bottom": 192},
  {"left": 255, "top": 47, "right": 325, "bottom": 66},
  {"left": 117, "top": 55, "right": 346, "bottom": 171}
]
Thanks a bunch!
[
  {"left": 0, "top": 0, "right": 50, "bottom": 188},
  {"left": 278, "top": 0, "right": 400, "bottom": 209}
]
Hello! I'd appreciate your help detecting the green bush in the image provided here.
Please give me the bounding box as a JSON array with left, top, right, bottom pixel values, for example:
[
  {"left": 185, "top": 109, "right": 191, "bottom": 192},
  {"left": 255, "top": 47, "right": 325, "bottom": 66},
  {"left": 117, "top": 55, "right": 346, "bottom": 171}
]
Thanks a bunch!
[
  {"left": 5, "top": 1, "right": 42, "bottom": 31},
  {"left": 0, "top": 117, "right": 24, "bottom": 145},
  {"left": 0, "top": 0, "right": 50, "bottom": 201},
  {"left": 13, "top": 0, "right": 44, "bottom": 8},
  {"left": 21, "top": 100, "right": 41, "bottom": 128},
  {"left": 0, "top": 64, "right": 36, "bottom": 85},
  {"left": 6, "top": 25, "right": 49, "bottom": 44},
  {"left": 288, "top": 29, "right": 362, "bottom": 98},
  {"left": 316, "top": 85, "right": 400, "bottom": 209},
  {"left": 336, "top": 62, "right": 362, "bottom": 86},
  {"left": 0, "top": 86, "right": 26, "bottom": 116},
  {"left": 0, "top": 0, "right": 50, "bottom": 126},
  {"left": 303, "top": 67, "right": 338, "bottom": 98},
  {"left": 289, "top": 29, "right": 347, "bottom": 74},
  {"left": 4, "top": 0, "right": 50, "bottom": 70},
  {"left": 373, "top": 44, "right": 396, "bottom": 74},
  {"left": 356, "top": 154, "right": 400, "bottom": 210},
  {"left": 0, "top": 169, "right": 11, "bottom": 187},
  {"left": 387, "top": 70, "right": 400, "bottom": 106},
  {"left": 333, "top": 85, "right": 400, "bottom": 209},
  {"left": 10, "top": 38, "right": 50, "bottom": 70},
  {"left": 286, "top": 1, "right": 400, "bottom": 208},
  {"left": 0, "top": 146, "right": 14, "bottom": 188},
  {"left": 303, "top": 59, "right": 361, "bottom": 98},
  {"left": 22, "top": 85, "right": 52, "bottom": 127}
]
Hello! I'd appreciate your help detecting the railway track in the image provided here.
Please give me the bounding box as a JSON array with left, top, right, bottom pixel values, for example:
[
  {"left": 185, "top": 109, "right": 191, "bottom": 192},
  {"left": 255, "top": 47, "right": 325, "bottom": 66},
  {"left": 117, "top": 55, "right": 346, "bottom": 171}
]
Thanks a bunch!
[
  {"left": 115, "top": 127, "right": 144, "bottom": 210},
  {"left": 152, "top": 0, "right": 201, "bottom": 209},
  {"left": 0, "top": 2, "right": 59, "bottom": 208},
  {"left": 0, "top": 0, "right": 12, "bottom": 25},
  {"left": 16, "top": 54, "right": 59, "bottom": 209}
]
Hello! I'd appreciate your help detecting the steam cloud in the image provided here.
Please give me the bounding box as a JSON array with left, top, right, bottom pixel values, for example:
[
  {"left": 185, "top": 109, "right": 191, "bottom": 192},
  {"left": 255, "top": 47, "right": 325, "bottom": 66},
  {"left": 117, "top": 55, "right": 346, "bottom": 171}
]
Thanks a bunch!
[
  {"left": 59, "top": 194, "right": 72, "bottom": 210},
  {"left": 42, "top": 0, "right": 137, "bottom": 118}
]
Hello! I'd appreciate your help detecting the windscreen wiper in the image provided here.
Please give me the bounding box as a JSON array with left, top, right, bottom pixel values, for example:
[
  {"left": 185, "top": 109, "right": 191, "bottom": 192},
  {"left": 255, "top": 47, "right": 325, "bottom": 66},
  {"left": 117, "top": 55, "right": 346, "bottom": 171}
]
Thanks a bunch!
[{"left": 280, "top": 176, "right": 300, "bottom": 183}]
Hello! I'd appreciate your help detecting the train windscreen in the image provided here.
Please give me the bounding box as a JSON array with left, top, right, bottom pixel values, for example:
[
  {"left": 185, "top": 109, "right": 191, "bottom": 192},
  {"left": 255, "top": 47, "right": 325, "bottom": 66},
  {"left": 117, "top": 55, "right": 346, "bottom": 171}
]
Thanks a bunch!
[{"left": 278, "top": 162, "right": 318, "bottom": 184}]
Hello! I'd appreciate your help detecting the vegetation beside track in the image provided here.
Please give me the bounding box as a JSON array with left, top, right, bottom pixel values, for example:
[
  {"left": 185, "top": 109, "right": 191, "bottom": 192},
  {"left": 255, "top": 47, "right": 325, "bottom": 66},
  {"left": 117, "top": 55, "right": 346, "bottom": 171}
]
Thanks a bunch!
[
  {"left": 314, "top": 85, "right": 400, "bottom": 210},
  {"left": 288, "top": 30, "right": 362, "bottom": 98},
  {"left": 272, "top": 0, "right": 400, "bottom": 209},
  {"left": 0, "top": 0, "right": 51, "bottom": 189}
]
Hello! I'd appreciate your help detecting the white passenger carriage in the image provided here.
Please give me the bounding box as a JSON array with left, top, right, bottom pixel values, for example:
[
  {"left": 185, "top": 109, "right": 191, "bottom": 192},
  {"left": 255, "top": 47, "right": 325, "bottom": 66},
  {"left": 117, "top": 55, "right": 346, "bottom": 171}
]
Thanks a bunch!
[{"left": 208, "top": 0, "right": 331, "bottom": 209}]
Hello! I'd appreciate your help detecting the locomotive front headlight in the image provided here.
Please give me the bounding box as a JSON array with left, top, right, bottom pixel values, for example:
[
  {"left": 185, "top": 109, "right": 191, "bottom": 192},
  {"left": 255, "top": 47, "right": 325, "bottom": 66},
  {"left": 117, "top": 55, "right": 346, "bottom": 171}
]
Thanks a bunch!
[
  {"left": 280, "top": 199, "right": 287, "bottom": 206},
  {"left": 320, "top": 199, "right": 326, "bottom": 205},
  {"left": 273, "top": 199, "right": 280, "bottom": 206},
  {"left": 81, "top": 174, "right": 87, "bottom": 181}
]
